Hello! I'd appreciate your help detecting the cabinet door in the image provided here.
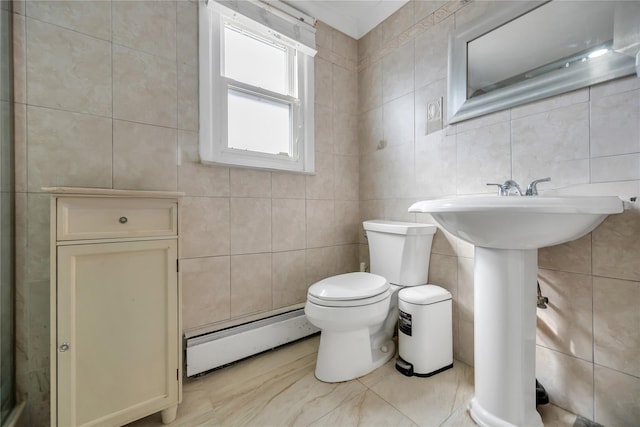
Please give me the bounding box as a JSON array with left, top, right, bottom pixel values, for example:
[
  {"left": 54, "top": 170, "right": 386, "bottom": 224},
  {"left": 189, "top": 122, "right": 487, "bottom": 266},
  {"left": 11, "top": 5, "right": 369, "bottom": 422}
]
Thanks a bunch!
[{"left": 56, "top": 239, "right": 178, "bottom": 427}]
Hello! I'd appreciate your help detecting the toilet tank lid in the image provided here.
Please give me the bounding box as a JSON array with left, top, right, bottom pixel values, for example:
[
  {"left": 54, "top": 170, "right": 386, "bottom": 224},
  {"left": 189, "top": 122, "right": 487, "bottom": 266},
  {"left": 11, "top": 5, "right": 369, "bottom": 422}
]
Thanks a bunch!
[
  {"left": 399, "top": 285, "right": 451, "bottom": 305},
  {"left": 363, "top": 220, "right": 437, "bottom": 235},
  {"left": 308, "top": 272, "right": 389, "bottom": 300}
]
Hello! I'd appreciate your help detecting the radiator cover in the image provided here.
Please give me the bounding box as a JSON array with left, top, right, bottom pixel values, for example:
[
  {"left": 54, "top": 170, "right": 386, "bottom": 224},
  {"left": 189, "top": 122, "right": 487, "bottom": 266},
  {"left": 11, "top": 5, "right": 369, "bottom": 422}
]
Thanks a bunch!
[{"left": 185, "top": 309, "right": 318, "bottom": 377}]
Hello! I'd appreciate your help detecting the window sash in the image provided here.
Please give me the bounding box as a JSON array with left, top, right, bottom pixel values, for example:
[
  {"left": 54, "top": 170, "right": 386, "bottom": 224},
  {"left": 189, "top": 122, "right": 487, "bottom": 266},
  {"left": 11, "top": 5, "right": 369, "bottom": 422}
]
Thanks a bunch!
[
  {"left": 225, "top": 85, "right": 297, "bottom": 158},
  {"left": 221, "top": 20, "right": 298, "bottom": 97},
  {"left": 199, "top": 0, "right": 315, "bottom": 173}
]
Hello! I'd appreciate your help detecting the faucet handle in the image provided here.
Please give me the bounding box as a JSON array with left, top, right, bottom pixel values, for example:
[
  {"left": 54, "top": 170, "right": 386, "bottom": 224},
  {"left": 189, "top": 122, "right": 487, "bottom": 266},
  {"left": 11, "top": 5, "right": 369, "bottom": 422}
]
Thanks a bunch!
[
  {"left": 526, "top": 177, "right": 551, "bottom": 196},
  {"left": 486, "top": 183, "right": 505, "bottom": 196}
]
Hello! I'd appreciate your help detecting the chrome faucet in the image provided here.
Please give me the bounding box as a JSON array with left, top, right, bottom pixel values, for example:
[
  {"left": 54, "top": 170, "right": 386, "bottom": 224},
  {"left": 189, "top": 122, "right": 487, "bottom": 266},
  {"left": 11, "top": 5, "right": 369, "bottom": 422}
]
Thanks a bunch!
[
  {"left": 487, "top": 177, "right": 550, "bottom": 196},
  {"left": 525, "top": 177, "right": 551, "bottom": 196}
]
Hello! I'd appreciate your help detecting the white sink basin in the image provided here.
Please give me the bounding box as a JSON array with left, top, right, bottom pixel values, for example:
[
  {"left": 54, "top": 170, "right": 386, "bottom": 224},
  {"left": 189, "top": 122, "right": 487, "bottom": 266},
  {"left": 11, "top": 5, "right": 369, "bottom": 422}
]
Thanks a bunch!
[
  {"left": 409, "top": 194, "right": 624, "bottom": 426},
  {"left": 409, "top": 195, "right": 623, "bottom": 249}
]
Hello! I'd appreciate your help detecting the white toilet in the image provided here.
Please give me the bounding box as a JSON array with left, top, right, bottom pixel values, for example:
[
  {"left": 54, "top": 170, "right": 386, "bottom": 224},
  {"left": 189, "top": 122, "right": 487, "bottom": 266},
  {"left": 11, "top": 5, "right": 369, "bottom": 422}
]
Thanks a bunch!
[{"left": 304, "top": 219, "right": 437, "bottom": 382}]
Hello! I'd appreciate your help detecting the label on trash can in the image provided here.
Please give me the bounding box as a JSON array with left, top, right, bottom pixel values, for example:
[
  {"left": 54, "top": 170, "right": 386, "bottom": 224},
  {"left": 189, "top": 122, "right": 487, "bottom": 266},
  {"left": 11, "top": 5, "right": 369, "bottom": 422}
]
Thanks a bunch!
[{"left": 399, "top": 310, "right": 412, "bottom": 336}]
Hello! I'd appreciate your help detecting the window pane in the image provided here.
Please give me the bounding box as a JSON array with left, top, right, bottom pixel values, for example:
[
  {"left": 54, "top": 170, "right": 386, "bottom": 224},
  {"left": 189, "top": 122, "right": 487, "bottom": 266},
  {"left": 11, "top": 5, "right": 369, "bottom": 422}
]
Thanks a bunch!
[
  {"left": 227, "top": 89, "right": 291, "bottom": 156},
  {"left": 224, "top": 24, "right": 289, "bottom": 95}
]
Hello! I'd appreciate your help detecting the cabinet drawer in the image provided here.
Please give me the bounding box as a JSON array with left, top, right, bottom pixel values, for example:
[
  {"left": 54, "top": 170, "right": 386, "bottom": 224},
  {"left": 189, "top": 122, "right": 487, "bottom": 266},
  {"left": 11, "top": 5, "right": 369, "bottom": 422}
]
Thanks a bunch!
[{"left": 57, "top": 197, "right": 178, "bottom": 240}]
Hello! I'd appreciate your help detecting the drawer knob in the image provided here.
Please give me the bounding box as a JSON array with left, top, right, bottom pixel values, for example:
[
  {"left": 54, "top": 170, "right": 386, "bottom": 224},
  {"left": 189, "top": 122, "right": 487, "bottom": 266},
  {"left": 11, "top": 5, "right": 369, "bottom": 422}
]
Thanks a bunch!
[
  {"left": 59, "top": 343, "right": 70, "bottom": 352},
  {"left": 119, "top": 216, "right": 128, "bottom": 224}
]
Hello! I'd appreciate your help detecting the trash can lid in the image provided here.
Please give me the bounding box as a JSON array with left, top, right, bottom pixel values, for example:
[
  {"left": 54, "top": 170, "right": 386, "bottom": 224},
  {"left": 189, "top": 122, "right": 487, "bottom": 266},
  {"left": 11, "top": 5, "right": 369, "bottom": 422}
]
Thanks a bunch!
[{"left": 399, "top": 285, "right": 451, "bottom": 305}]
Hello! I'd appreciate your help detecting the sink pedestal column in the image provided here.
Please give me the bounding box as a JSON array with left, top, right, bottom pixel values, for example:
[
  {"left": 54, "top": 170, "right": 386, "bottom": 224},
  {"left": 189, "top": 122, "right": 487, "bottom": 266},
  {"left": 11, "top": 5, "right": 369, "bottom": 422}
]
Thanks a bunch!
[{"left": 469, "top": 247, "right": 542, "bottom": 427}]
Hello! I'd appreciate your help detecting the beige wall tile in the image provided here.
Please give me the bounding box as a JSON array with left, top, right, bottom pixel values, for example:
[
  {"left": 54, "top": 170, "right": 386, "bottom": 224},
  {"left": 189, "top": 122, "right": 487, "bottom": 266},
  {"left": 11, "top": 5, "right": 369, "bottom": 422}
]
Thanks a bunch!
[
  {"left": 332, "top": 65, "right": 357, "bottom": 113},
  {"left": 272, "top": 198, "right": 306, "bottom": 252},
  {"left": 315, "top": 21, "right": 332, "bottom": 51},
  {"left": 335, "top": 244, "right": 359, "bottom": 274},
  {"left": 381, "top": 40, "right": 414, "bottom": 103},
  {"left": 26, "top": 18, "right": 111, "bottom": 116},
  {"left": 230, "top": 198, "right": 271, "bottom": 255},
  {"left": 414, "top": 15, "right": 452, "bottom": 90},
  {"left": 358, "top": 62, "right": 382, "bottom": 114},
  {"left": 177, "top": 0, "right": 198, "bottom": 66},
  {"left": 592, "top": 209, "right": 640, "bottom": 282},
  {"left": 536, "top": 270, "right": 593, "bottom": 361},
  {"left": 230, "top": 169, "right": 271, "bottom": 198},
  {"left": 272, "top": 250, "right": 307, "bottom": 308},
  {"left": 457, "top": 256, "right": 474, "bottom": 366},
  {"left": 178, "top": 130, "right": 230, "bottom": 197},
  {"left": 510, "top": 88, "right": 589, "bottom": 120},
  {"left": 306, "top": 151, "right": 334, "bottom": 200},
  {"left": 377, "top": 143, "right": 415, "bottom": 199},
  {"left": 306, "top": 246, "right": 337, "bottom": 285},
  {"left": 511, "top": 103, "right": 590, "bottom": 188},
  {"left": 271, "top": 172, "right": 305, "bottom": 199},
  {"left": 26, "top": 0, "right": 111, "bottom": 40},
  {"left": 26, "top": 193, "right": 49, "bottom": 283},
  {"left": 431, "top": 228, "right": 457, "bottom": 257},
  {"left": 178, "top": 62, "right": 198, "bottom": 132},
  {"left": 306, "top": 199, "right": 335, "bottom": 248},
  {"left": 26, "top": 279, "right": 49, "bottom": 372},
  {"left": 27, "top": 106, "right": 112, "bottom": 191},
  {"left": 593, "top": 276, "right": 640, "bottom": 377},
  {"left": 358, "top": 107, "right": 383, "bottom": 155},
  {"left": 12, "top": 12, "right": 25, "bottom": 104},
  {"left": 415, "top": 131, "right": 457, "bottom": 198},
  {"left": 383, "top": 93, "right": 414, "bottom": 148},
  {"left": 13, "top": 102, "right": 26, "bottom": 192},
  {"left": 414, "top": 1, "right": 447, "bottom": 23},
  {"left": 591, "top": 89, "right": 640, "bottom": 157},
  {"left": 112, "top": 0, "right": 176, "bottom": 60},
  {"left": 315, "top": 103, "right": 334, "bottom": 154},
  {"left": 456, "top": 121, "right": 511, "bottom": 195},
  {"left": 358, "top": 25, "right": 381, "bottom": 64},
  {"left": 181, "top": 197, "right": 230, "bottom": 258},
  {"left": 334, "top": 155, "right": 359, "bottom": 201},
  {"left": 333, "top": 112, "right": 358, "bottom": 156},
  {"left": 113, "top": 45, "right": 177, "bottom": 128},
  {"left": 230, "top": 253, "right": 272, "bottom": 317},
  {"left": 334, "top": 200, "right": 359, "bottom": 245},
  {"left": 381, "top": 2, "right": 413, "bottom": 45},
  {"left": 538, "top": 234, "right": 591, "bottom": 275},
  {"left": 113, "top": 120, "right": 177, "bottom": 191},
  {"left": 428, "top": 253, "right": 457, "bottom": 298},
  {"left": 182, "top": 256, "right": 231, "bottom": 330},
  {"left": 535, "top": 346, "right": 594, "bottom": 420},
  {"left": 332, "top": 29, "right": 357, "bottom": 62},
  {"left": 594, "top": 365, "right": 640, "bottom": 427},
  {"left": 591, "top": 153, "right": 640, "bottom": 183},
  {"left": 314, "top": 57, "right": 333, "bottom": 108}
]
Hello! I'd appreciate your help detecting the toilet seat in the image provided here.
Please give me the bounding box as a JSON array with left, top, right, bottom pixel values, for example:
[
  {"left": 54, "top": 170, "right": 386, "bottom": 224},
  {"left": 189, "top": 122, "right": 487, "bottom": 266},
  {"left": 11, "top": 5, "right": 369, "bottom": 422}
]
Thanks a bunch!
[{"left": 307, "top": 272, "right": 389, "bottom": 307}]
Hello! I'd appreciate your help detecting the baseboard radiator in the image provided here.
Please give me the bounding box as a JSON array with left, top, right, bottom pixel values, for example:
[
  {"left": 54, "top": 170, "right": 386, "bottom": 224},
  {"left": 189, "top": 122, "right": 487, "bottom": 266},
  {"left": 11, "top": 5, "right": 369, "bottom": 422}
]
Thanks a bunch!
[{"left": 185, "top": 308, "right": 319, "bottom": 377}]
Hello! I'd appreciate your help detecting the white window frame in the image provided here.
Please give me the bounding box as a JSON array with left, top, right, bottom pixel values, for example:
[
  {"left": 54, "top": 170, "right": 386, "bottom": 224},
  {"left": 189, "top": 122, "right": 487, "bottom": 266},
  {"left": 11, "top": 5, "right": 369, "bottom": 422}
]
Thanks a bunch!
[{"left": 199, "top": 0, "right": 315, "bottom": 173}]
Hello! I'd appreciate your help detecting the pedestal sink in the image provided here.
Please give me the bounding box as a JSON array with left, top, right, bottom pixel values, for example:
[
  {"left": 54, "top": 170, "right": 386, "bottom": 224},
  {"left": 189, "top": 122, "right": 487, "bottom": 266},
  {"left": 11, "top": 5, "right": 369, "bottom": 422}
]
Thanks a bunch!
[{"left": 409, "top": 195, "right": 623, "bottom": 427}]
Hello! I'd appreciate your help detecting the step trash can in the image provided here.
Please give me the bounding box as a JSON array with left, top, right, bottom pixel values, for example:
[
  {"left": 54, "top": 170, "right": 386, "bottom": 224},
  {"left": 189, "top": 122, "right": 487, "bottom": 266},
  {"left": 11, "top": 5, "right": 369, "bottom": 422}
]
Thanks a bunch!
[{"left": 396, "top": 285, "right": 453, "bottom": 377}]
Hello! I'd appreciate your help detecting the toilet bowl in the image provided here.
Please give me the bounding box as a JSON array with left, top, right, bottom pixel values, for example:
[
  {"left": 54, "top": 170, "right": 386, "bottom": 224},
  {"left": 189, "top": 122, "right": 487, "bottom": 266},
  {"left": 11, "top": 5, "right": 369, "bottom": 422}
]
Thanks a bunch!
[
  {"left": 305, "top": 272, "right": 394, "bottom": 382},
  {"left": 305, "top": 220, "right": 437, "bottom": 383}
]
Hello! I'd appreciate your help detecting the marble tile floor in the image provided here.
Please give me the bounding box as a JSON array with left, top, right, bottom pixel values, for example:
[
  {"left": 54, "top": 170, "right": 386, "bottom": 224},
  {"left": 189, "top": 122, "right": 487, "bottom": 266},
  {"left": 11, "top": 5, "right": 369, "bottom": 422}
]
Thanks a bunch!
[{"left": 127, "top": 335, "right": 580, "bottom": 427}]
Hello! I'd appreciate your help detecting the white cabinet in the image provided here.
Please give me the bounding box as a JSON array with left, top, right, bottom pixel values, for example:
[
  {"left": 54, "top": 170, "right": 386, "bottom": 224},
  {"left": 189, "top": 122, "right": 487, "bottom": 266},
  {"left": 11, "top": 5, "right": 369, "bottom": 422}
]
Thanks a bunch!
[{"left": 48, "top": 188, "right": 182, "bottom": 427}]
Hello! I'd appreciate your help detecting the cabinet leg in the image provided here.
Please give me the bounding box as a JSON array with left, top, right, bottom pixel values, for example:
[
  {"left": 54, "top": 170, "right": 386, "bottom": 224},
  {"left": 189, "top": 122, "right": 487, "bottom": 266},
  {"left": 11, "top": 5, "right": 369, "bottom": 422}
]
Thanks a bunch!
[{"left": 161, "top": 405, "right": 178, "bottom": 424}]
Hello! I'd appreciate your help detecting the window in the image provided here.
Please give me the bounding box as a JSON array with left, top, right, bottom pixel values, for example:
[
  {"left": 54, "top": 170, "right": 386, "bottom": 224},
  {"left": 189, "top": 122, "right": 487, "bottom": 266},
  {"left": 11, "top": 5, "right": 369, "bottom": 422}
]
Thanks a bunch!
[{"left": 199, "top": 0, "right": 316, "bottom": 173}]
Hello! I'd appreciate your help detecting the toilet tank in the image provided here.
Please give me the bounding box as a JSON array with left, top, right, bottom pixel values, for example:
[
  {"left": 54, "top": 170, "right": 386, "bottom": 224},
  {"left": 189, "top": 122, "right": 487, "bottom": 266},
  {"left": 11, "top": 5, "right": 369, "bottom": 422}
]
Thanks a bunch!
[{"left": 363, "top": 220, "right": 437, "bottom": 286}]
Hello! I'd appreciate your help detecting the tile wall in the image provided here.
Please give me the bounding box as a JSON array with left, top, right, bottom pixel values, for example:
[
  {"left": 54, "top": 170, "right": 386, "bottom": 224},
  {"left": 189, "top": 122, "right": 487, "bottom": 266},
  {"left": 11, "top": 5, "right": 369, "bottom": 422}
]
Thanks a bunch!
[
  {"left": 11, "top": 1, "right": 359, "bottom": 425},
  {"left": 357, "top": 1, "right": 639, "bottom": 425},
  {"left": 10, "top": 0, "right": 639, "bottom": 425}
]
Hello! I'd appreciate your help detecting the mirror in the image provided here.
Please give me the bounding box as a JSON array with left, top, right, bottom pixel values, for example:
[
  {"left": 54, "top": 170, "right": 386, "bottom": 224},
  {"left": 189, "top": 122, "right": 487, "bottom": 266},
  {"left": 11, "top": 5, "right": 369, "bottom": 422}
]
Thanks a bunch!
[{"left": 448, "top": 1, "right": 640, "bottom": 124}]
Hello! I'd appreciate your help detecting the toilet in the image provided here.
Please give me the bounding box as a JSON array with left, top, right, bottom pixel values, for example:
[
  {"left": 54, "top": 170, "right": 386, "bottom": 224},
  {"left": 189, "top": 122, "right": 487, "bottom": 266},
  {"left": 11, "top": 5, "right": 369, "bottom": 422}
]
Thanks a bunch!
[{"left": 304, "top": 219, "right": 437, "bottom": 382}]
